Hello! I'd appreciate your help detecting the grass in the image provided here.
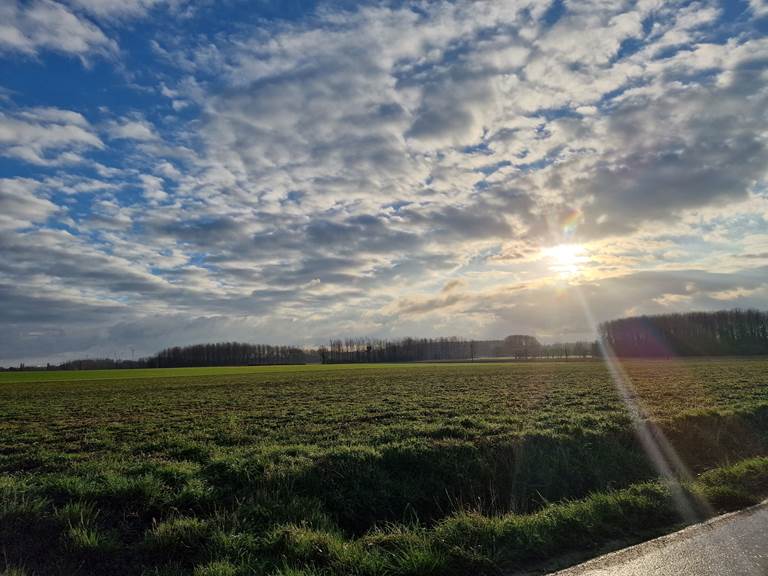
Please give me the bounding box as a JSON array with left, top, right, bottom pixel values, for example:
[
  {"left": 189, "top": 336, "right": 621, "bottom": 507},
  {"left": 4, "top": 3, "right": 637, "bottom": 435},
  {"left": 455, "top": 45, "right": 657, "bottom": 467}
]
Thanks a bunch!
[
  {"left": 0, "top": 363, "right": 445, "bottom": 384},
  {"left": 1, "top": 358, "right": 768, "bottom": 574}
]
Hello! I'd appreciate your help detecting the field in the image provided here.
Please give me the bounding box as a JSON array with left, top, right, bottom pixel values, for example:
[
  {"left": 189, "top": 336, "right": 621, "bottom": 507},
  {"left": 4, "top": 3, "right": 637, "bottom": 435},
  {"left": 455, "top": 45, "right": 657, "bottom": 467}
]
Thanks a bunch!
[{"left": 2, "top": 359, "right": 768, "bottom": 576}]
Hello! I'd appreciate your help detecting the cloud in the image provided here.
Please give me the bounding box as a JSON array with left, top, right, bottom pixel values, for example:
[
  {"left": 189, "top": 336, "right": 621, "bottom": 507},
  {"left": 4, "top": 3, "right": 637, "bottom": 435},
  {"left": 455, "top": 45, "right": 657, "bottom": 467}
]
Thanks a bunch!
[
  {"left": 139, "top": 174, "right": 168, "bottom": 201},
  {"left": 0, "top": 106, "right": 103, "bottom": 165},
  {"left": 580, "top": 52, "right": 768, "bottom": 234},
  {"left": 155, "top": 160, "right": 181, "bottom": 179},
  {"left": 65, "top": 0, "right": 164, "bottom": 20},
  {"left": 750, "top": 0, "right": 768, "bottom": 18},
  {"left": 486, "top": 39, "right": 768, "bottom": 240},
  {"left": 0, "top": 0, "right": 115, "bottom": 58},
  {"left": 107, "top": 119, "right": 159, "bottom": 141},
  {"left": 0, "top": 178, "right": 58, "bottom": 230}
]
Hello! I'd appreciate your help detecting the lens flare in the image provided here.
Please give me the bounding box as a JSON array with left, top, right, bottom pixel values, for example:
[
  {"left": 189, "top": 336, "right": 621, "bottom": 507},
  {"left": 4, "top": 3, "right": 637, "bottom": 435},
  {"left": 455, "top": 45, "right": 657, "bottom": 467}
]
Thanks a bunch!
[
  {"left": 560, "top": 207, "right": 583, "bottom": 239},
  {"left": 572, "top": 287, "right": 712, "bottom": 524}
]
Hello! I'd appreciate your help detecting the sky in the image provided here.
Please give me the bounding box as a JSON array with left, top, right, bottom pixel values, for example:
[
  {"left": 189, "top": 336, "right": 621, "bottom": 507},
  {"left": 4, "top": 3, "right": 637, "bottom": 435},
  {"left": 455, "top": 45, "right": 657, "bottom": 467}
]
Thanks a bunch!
[{"left": 1, "top": 0, "right": 767, "bottom": 365}]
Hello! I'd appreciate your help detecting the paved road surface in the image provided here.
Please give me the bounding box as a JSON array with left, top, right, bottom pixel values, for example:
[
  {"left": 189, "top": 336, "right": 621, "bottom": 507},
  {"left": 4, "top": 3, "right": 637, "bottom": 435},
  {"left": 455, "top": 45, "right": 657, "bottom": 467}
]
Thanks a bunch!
[{"left": 549, "top": 502, "right": 768, "bottom": 575}]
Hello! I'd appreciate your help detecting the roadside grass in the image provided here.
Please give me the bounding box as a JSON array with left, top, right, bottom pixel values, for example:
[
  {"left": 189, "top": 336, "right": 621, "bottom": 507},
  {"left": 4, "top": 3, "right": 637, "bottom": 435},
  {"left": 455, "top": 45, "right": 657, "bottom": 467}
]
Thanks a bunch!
[
  {"left": 7, "top": 457, "right": 764, "bottom": 576},
  {"left": 192, "top": 562, "right": 239, "bottom": 576},
  {"left": 2, "top": 359, "right": 768, "bottom": 574},
  {"left": 0, "top": 569, "right": 29, "bottom": 576},
  {"left": 203, "top": 457, "right": 768, "bottom": 576}
]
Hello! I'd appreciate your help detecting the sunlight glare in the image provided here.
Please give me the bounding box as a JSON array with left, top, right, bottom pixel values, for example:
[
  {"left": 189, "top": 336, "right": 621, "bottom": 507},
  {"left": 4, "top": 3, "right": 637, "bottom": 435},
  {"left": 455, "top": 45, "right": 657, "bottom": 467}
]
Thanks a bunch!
[{"left": 543, "top": 243, "right": 589, "bottom": 276}]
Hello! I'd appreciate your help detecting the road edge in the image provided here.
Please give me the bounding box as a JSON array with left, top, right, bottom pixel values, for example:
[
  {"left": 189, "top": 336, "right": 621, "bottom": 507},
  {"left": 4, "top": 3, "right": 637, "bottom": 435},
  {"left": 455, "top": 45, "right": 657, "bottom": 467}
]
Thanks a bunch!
[{"left": 549, "top": 499, "right": 768, "bottom": 575}]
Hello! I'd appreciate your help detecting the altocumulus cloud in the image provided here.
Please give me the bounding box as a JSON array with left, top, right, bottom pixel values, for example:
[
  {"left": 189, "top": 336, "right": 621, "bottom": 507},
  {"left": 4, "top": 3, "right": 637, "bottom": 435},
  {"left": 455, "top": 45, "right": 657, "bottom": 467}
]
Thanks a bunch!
[{"left": 0, "top": 0, "right": 767, "bottom": 363}]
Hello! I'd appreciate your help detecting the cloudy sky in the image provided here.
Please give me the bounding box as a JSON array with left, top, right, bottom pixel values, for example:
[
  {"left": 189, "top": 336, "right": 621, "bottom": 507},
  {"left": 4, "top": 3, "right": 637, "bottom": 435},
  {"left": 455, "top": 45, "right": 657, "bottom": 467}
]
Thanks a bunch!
[{"left": 1, "top": 0, "right": 767, "bottom": 364}]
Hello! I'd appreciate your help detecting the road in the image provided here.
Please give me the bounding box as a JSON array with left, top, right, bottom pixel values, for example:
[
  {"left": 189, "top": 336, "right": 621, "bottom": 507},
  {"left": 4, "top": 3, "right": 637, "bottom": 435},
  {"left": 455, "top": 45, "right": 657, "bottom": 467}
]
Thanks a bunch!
[{"left": 549, "top": 501, "right": 768, "bottom": 576}]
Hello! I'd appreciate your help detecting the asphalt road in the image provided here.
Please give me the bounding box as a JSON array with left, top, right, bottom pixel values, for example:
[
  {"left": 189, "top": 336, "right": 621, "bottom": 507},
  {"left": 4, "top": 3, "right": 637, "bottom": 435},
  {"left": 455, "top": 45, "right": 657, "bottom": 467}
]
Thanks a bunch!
[{"left": 549, "top": 502, "right": 768, "bottom": 576}]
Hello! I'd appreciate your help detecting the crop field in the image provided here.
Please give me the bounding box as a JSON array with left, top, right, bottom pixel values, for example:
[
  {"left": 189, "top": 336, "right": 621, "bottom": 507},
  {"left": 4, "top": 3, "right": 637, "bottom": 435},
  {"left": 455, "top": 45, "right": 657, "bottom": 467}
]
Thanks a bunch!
[{"left": 2, "top": 359, "right": 768, "bottom": 576}]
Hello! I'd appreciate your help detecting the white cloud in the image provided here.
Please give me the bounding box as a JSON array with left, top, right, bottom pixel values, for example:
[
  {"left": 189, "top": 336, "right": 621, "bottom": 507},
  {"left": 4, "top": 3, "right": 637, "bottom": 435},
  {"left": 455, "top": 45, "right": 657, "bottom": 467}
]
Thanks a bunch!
[
  {"left": 0, "top": 178, "right": 58, "bottom": 230},
  {"left": 107, "top": 119, "right": 159, "bottom": 141},
  {"left": 751, "top": 0, "right": 768, "bottom": 17},
  {"left": 139, "top": 174, "right": 168, "bottom": 201},
  {"left": 65, "top": 0, "right": 162, "bottom": 20},
  {"left": 0, "top": 106, "right": 103, "bottom": 165},
  {"left": 154, "top": 160, "right": 181, "bottom": 179},
  {"left": 0, "top": 0, "right": 115, "bottom": 58}
]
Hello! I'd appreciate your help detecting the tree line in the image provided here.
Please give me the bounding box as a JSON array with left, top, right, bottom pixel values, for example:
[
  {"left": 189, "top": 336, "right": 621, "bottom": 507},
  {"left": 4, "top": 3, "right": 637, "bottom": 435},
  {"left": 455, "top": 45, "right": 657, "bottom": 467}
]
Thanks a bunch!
[
  {"left": 318, "top": 335, "right": 597, "bottom": 363},
  {"left": 40, "top": 343, "right": 307, "bottom": 370},
  {"left": 150, "top": 342, "right": 308, "bottom": 367},
  {"left": 4, "top": 309, "right": 765, "bottom": 371},
  {"left": 599, "top": 309, "right": 768, "bottom": 357},
  {"left": 2, "top": 335, "right": 600, "bottom": 371}
]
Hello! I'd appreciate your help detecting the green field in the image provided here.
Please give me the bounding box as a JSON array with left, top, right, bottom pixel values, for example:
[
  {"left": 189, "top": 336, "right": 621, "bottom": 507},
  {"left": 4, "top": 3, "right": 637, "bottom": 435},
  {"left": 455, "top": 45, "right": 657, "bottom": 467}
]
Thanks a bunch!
[
  {"left": 2, "top": 359, "right": 768, "bottom": 575},
  {"left": 0, "top": 363, "right": 423, "bottom": 384}
]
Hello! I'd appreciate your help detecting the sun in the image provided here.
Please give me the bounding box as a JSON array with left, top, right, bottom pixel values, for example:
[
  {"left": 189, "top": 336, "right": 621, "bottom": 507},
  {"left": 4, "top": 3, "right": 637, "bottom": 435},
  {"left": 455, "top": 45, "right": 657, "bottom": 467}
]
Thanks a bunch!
[{"left": 543, "top": 243, "right": 589, "bottom": 276}]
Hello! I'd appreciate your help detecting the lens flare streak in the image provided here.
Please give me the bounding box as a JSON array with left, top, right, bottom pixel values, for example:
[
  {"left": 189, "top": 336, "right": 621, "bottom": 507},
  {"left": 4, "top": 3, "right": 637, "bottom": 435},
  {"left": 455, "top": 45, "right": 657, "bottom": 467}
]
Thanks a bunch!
[{"left": 573, "top": 286, "right": 713, "bottom": 524}]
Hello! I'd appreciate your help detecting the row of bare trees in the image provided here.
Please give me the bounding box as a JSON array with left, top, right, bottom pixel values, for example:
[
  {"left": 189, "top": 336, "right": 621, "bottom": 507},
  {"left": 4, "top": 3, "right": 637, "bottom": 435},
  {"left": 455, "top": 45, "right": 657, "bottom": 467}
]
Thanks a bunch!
[
  {"left": 600, "top": 309, "right": 768, "bottom": 357},
  {"left": 317, "top": 335, "right": 598, "bottom": 363},
  {"left": 320, "top": 337, "right": 473, "bottom": 363},
  {"left": 150, "top": 342, "right": 308, "bottom": 367}
]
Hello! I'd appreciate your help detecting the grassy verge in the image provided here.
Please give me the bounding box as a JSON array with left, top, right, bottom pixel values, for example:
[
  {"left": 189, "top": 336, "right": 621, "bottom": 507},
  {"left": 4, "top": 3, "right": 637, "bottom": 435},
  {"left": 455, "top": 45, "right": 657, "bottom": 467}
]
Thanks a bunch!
[{"left": 3, "top": 456, "right": 768, "bottom": 576}]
